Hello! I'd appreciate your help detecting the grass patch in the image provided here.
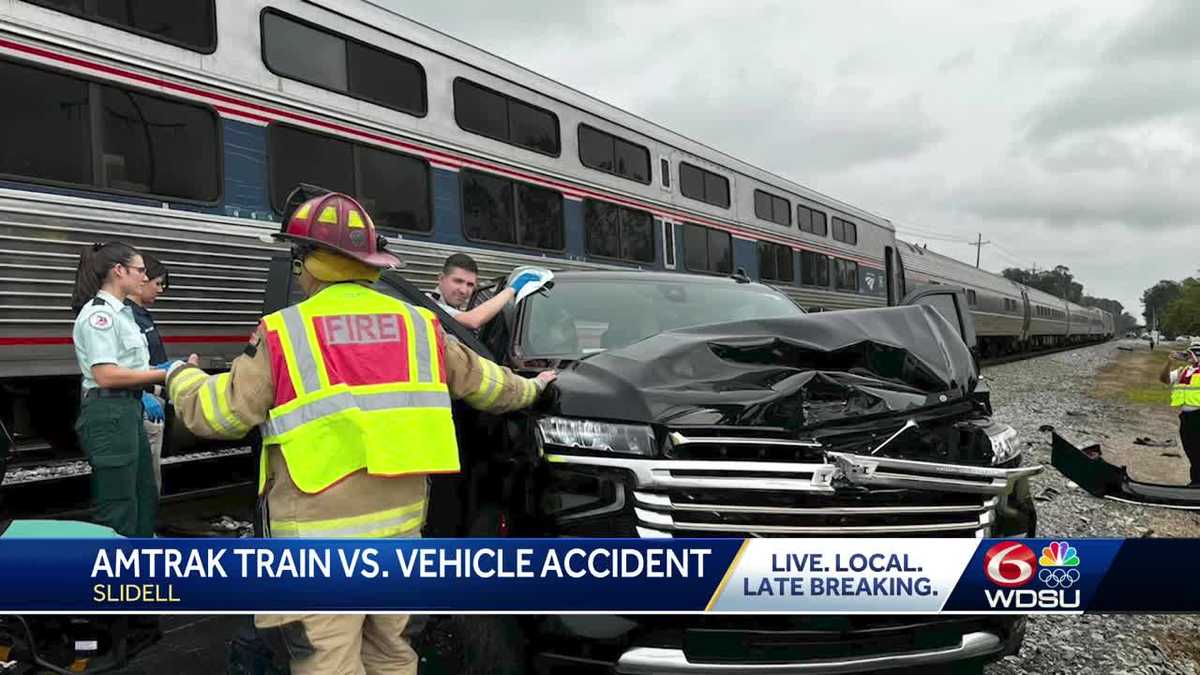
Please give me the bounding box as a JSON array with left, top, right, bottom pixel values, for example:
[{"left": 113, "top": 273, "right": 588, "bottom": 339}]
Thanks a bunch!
[{"left": 1092, "top": 345, "right": 1174, "bottom": 408}]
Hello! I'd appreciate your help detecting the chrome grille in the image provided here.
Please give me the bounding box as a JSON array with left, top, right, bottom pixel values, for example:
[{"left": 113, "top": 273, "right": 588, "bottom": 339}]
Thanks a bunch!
[{"left": 546, "top": 432, "right": 1040, "bottom": 539}]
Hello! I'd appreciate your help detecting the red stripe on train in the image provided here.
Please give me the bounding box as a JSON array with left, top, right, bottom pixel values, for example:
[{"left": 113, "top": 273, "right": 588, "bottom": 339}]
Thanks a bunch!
[
  {"left": 0, "top": 37, "right": 885, "bottom": 270},
  {"left": 0, "top": 335, "right": 249, "bottom": 346}
]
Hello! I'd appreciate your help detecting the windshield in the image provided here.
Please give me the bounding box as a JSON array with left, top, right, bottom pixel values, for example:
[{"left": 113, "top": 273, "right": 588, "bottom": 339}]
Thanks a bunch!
[{"left": 521, "top": 277, "right": 803, "bottom": 357}]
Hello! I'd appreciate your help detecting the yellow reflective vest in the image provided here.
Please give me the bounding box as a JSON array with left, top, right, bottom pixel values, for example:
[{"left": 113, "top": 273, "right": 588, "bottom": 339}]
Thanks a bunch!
[
  {"left": 259, "top": 283, "right": 459, "bottom": 493},
  {"left": 1172, "top": 366, "right": 1200, "bottom": 408}
]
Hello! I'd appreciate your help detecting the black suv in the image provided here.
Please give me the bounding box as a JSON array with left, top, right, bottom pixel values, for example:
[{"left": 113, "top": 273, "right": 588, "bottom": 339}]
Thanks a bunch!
[{"left": 273, "top": 266, "right": 1038, "bottom": 674}]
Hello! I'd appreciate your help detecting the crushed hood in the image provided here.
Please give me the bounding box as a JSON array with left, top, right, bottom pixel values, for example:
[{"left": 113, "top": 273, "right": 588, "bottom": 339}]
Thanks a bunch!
[{"left": 551, "top": 305, "right": 976, "bottom": 429}]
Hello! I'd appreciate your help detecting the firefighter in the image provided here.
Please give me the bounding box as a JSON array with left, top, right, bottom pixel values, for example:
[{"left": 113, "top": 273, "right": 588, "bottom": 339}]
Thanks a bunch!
[{"left": 164, "top": 192, "right": 554, "bottom": 675}]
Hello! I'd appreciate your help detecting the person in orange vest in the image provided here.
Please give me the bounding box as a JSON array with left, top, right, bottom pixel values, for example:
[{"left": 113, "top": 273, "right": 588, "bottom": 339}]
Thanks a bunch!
[{"left": 164, "top": 191, "right": 554, "bottom": 675}]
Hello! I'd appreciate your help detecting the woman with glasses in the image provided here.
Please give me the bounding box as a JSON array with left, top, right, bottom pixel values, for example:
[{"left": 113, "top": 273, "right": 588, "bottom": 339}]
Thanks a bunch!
[
  {"left": 69, "top": 242, "right": 194, "bottom": 536},
  {"left": 126, "top": 253, "right": 170, "bottom": 494}
]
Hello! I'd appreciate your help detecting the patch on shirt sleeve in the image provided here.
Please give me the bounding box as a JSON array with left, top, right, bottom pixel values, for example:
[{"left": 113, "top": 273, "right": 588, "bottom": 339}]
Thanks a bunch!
[{"left": 89, "top": 311, "right": 114, "bottom": 331}]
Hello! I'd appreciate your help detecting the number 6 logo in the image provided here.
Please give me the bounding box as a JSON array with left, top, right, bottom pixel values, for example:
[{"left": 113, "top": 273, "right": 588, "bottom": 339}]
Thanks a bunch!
[{"left": 983, "top": 542, "right": 1036, "bottom": 588}]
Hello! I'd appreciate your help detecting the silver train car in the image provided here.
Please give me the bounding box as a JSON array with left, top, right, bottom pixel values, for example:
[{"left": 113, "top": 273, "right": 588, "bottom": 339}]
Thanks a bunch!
[
  {"left": 900, "top": 242, "right": 1113, "bottom": 356},
  {"left": 0, "top": 0, "right": 1106, "bottom": 457},
  {"left": 0, "top": 0, "right": 893, "bottom": 455}
]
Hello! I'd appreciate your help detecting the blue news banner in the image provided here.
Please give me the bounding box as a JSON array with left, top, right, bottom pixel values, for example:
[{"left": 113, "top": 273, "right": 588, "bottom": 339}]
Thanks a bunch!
[{"left": 0, "top": 538, "right": 1195, "bottom": 613}]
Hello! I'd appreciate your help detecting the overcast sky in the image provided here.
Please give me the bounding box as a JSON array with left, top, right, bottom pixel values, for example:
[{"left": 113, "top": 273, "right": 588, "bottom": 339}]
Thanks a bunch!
[{"left": 382, "top": 0, "right": 1199, "bottom": 317}]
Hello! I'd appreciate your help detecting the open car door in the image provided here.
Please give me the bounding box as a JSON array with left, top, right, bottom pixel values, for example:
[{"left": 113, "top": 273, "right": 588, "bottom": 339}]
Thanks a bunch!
[{"left": 902, "top": 286, "right": 977, "bottom": 350}]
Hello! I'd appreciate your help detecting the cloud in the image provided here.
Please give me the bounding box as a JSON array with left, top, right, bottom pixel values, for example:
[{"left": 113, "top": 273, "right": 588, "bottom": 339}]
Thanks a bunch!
[
  {"left": 937, "top": 49, "right": 976, "bottom": 74},
  {"left": 1024, "top": 65, "right": 1200, "bottom": 142},
  {"left": 957, "top": 156, "right": 1200, "bottom": 230},
  {"left": 1021, "top": 1, "right": 1200, "bottom": 142},
  {"left": 1103, "top": 0, "right": 1200, "bottom": 63}
]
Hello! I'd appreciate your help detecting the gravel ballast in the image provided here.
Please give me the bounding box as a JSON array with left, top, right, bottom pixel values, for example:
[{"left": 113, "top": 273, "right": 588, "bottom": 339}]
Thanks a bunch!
[{"left": 983, "top": 340, "right": 1200, "bottom": 675}]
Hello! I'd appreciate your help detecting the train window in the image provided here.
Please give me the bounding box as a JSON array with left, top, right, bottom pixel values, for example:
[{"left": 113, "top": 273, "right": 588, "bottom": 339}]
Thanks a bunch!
[
  {"left": 832, "top": 217, "right": 858, "bottom": 245},
  {"left": 347, "top": 42, "right": 426, "bottom": 115},
  {"left": 27, "top": 0, "right": 216, "bottom": 53},
  {"left": 578, "top": 125, "right": 651, "bottom": 184},
  {"left": 679, "top": 162, "right": 731, "bottom": 208},
  {"left": 269, "top": 124, "right": 430, "bottom": 233},
  {"left": 796, "top": 205, "right": 811, "bottom": 232},
  {"left": 811, "top": 210, "right": 828, "bottom": 237},
  {"left": 263, "top": 11, "right": 427, "bottom": 117},
  {"left": 0, "top": 60, "right": 92, "bottom": 186},
  {"left": 357, "top": 145, "right": 432, "bottom": 233},
  {"left": 0, "top": 59, "right": 220, "bottom": 202},
  {"left": 461, "top": 169, "right": 564, "bottom": 250},
  {"left": 663, "top": 221, "right": 676, "bottom": 268},
  {"left": 758, "top": 242, "right": 794, "bottom": 283},
  {"left": 98, "top": 85, "right": 220, "bottom": 201},
  {"left": 800, "top": 251, "right": 830, "bottom": 287},
  {"left": 454, "top": 79, "right": 560, "bottom": 156},
  {"left": 584, "top": 200, "right": 654, "bottom": 263},
  {"left": 660, "top": 158, "right": 671, "bottom": 188},
  {"left": 834, "top": 258, "right": 858, "bottom": 291},
  {"left": 516, "top": 183, "right": 564, "bottom": 249},
  {"left": 682, "top": 223, "right": 732, "bottom": 274},
  {"left": 754, "top": 190, "right": 792, "bottom": 226}
]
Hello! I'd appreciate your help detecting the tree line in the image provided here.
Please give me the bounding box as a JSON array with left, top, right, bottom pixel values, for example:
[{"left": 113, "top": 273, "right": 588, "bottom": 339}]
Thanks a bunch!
[
  {"left": 1142, "top": 278, "right": 1200, "bottom": 338},
  {"left": 1001, "top": 265, "right": 1138, "bottom": 333}
]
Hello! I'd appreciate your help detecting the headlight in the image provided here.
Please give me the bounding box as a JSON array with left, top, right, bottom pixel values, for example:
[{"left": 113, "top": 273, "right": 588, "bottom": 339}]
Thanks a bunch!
[
  {"left": 987, "top": 424, "right": 1021, "bottom": 464},
  {"left": 536, "top": 416, "right": 656, "bottom": 457}
]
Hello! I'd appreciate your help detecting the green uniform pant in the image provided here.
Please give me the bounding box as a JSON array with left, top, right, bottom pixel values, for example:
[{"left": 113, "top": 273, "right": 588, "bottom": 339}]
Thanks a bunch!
[{"left": 75, "top": 396, "right": 158, "bottom": 537}]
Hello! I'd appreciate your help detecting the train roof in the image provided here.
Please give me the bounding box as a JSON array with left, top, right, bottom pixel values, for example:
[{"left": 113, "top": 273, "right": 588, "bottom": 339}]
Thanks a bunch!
[{"left": 345, "top": 0, "right": 893, "bottom": 230}]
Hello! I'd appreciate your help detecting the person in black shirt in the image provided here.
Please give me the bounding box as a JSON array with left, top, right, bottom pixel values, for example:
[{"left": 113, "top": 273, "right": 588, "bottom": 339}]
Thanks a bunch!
[{"left": 126, "top": 254, "right": 169, "bottom": 493}]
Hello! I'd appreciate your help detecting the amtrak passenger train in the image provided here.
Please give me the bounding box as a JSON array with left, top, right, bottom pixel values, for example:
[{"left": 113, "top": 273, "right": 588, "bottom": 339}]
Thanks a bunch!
[{"left": 0, "top": 0, "right": 1111, "bottom": 459}]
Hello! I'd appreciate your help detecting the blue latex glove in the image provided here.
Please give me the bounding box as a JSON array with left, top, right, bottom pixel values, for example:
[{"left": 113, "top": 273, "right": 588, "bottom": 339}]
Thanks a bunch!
[
  {"left": 508, "top": 271, "right": 542, "bottom": 294},
  {"left": 141, "top": 393, "right": 165, "bottom": 423}
]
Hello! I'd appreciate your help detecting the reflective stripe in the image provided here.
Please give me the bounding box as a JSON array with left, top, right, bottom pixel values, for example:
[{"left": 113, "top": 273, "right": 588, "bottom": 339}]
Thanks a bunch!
[
  {"left": 169, "top": 367, "right": 207, "bottom": 398},
  {"left": 209, "top": 373, "right": 249, "bottom": 435},
  {"left": 199, "top": 381, "right": 238, "bottom": 439},
  {"left": 399, "top": 303, "right": 432, "bottom": 383},
  {"left": 270, "top": 500, "right": 425, "bottom": 538},
  {"left": 480, "top": 359, "right": 505, "bottom": 408},
  {"left": 281, "top": 305, "right": 321, "bottom": 394},
  {"left": 465, "top": 359, "right": 498, "bottom": 407},
  {"left": 263, "top": 389, "right": 451, "bottom": 439}
]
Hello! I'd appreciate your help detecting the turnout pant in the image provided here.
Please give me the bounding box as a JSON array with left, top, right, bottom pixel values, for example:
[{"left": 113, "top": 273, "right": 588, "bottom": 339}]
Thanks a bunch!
[
  {"left": 256, "top": 615, "right": 416, "bottom": 675},
  {"left": 1180, "top": 410, "right": 1200, "bottom": 486},
  {"left": 75, "top": 396, "right": 158, "bottom": 537}
]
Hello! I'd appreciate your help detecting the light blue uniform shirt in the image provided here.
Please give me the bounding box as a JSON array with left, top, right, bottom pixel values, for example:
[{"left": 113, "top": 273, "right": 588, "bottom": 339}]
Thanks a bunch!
[{"left": 73, "top": 290, "right": 150, "bottom": 390}]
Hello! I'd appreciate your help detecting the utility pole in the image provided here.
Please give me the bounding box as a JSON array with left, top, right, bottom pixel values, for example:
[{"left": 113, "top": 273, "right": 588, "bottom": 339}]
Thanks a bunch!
[{"left": 970, "top": 233, "right": 990, "bottom": 268}]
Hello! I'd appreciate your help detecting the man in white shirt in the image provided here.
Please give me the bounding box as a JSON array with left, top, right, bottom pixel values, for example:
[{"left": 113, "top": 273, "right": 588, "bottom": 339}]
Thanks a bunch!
[
  {"left": 1160, "top": 339, "right": 1200, "bottom": 485},
  {"left": 426, "top": 253, "right": 546, "bottom": 331}
]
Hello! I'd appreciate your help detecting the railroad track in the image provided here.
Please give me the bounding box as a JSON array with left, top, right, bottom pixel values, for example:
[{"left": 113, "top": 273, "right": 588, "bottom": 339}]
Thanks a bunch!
[{"left": 979, "top": 339, "right": 1114, "bottom": 368}]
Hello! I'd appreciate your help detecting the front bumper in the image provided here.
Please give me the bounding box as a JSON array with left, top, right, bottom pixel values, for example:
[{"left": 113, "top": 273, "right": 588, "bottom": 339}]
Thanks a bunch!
[
  {"left": 617, "top": 632, "right": 999, "bottom": 673},
  {"left": 1051, "top": 432, "right": 1200, "bottom": 509},
  {"left": 530, "top": 615, "right": 1022, "bottom": 675}
]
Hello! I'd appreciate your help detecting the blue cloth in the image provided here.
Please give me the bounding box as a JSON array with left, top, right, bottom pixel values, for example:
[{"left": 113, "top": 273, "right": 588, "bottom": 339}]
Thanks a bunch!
[
  {"left": 142, "top": 392, "right": 165, "bottom": 423},
  {"left": 508, "top": 271, "right": 542, "bottom": 293}
]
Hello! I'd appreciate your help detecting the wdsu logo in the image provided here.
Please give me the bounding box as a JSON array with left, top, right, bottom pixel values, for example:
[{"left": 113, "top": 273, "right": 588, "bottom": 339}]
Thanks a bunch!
[{"left": 981, "top": 541, "right": 1081, "bottom": 609}]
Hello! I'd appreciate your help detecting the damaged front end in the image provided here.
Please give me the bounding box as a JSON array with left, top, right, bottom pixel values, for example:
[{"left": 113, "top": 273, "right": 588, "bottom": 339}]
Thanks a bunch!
[
  {"left": 531, "top": 306, "right": 1041, "bottom": 540},
  {"left": 517, "top": 305, "right": 1039, "bottom": 673},
  {"left": 1051, "top": 432, "right": 1200, "bottom": 510}
]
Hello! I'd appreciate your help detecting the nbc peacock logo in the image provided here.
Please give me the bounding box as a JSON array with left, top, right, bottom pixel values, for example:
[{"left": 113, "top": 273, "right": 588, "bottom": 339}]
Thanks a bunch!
[
  {"left": 1037, "top": 541, "right": 1081, "bottom": 589},
  {"left": 982, "top": 540, "right": 1082, "bottom": 609}
]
